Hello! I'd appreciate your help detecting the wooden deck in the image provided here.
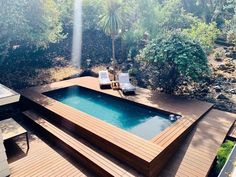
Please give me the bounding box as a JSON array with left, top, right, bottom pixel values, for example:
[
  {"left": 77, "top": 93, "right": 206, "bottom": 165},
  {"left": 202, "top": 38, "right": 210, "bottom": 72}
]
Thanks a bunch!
[
  {"left": 23, "top": 110, "right": 143, "bottom": 177},
  {"left": 228, "top": 122, "right": 236, "bottom": 139},
  {"left": 159, "top": 109, "right": 236, "bottom": 177},
  {"left": 6, "top": 128, "right": 92, "bottom": 177},
  {"left": 17, "top": 76, "right": 236, "bottom": 176},
  {"left": 20, "top": 77, "right": 214, "bottom": 176}
]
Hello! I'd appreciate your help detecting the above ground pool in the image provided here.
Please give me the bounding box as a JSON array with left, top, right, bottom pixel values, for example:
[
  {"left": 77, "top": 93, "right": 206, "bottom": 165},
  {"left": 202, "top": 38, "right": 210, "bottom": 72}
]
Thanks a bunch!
[{"left": 44, "top": 86, "right": 174, "bottom": 140}]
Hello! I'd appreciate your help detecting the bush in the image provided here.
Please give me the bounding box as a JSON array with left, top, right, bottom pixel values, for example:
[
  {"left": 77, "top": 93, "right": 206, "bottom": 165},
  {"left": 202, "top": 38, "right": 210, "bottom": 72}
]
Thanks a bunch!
[
  {"left": 215, "top": 140, "right": 235, "bottom": 174},
  {"left": 224, "top": 20, "right": 236, "bottom": 44},
  {"left": 137, "top": 33, "right": 210, "bottom": 93},
  {"left": 182, "top": 19, "right": 220, "bottom": 53}
]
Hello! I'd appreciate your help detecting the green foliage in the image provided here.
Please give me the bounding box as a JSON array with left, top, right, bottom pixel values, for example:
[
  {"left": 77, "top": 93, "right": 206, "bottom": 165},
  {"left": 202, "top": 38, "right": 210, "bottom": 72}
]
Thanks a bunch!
[
  {"left": 182, "top": 0, "right": 234, "bottom": 24},
  {"left": 128, "top": 68, "right": 138, "bottom": 76},
  {"left": 215, "top": 140, "right": 235, "bottom": 174},
  {"left": 137, "top": 33, "right": 209, "bottom": 93},
  {"left": 1, "top": 0, "right": 236, "bottom": 73},
  {"left": 124, "top": 0, "right": 194, "bottom": 42},
  {"left": 99, "top": 0, "right": 123, "bottom": 37},
  {"left": 0, "top": 0, "right": 64, "bottom": 60},
  {"left": 223, "top": 6, "right": 236, "bottom": 44},
  {"left": 98, "top": 0, "right": 124, "bottom": 61},
  {"left": 182, "top": 19, "right": 220, "bottom": 53},
  {"left": 55, "top": 0, "right": 74, "bottom": 27},
  {"left": 82, "top": 0, "right": 102, "bottom": 30}
]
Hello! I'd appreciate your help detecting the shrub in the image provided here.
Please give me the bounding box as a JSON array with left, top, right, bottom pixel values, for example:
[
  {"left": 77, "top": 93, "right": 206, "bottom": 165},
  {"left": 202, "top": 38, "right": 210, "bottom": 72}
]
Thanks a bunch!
[
  {"left": 137, "top": 33, "right": 210, "bottom": 93},
  {"left": 182, "top": 19, "right": 220, "bottom": 53},
  {"left": 128, "top": 68, "right": 138, "bottom": 76},
  {"left": 215, "top": 140, "right": 235, "bottom": 174},
  {"left": 224, "top": 20, "right": 236, "bottom": 44}
]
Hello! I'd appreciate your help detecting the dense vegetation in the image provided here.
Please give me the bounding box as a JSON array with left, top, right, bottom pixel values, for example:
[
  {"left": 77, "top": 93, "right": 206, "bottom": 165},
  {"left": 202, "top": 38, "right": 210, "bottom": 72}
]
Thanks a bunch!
[
  {"left": 137, "top": 34, "right": 209, "bottom": 93},
  {"left": 215, "top": 140, "right": 235, "bottom": 175},
  {"left": 0, "top": 0, "right": 235, "bottom": 96}
]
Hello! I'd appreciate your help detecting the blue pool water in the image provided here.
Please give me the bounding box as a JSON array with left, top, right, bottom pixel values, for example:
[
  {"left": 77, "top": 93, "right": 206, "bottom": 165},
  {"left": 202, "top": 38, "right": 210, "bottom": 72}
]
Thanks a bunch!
[{"left": 44, "top": 86, "right": 173, "bottom": 140}]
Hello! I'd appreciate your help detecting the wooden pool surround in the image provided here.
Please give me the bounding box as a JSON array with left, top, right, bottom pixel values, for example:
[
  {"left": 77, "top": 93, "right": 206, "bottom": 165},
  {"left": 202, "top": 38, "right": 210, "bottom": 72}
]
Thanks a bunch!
[{"left": 20, "top": 77, "right": 213, "bottom": 176}]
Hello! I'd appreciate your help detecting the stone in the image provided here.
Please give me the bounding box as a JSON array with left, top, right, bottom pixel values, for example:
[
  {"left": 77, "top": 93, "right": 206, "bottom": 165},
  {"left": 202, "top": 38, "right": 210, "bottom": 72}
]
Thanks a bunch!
[
  {"left": 214, "top": 85, "right": 221, "bottom": 92},
  {"left": 201, "top": 87, "right": 209, "bottom": 93},
  {"left": 229, "top": 46, "right": 234, "bottom": 50},
  {"left": 215, "top": 57, "right": 223, "bottom": 62},
  {"left": 218, "top": 64, "right": 227, "bottom": 71},
  {"left": 230, "top": 89, "right": 236, "bottom": 94},
  {"left": 225, "top": 52, "right": 232, "bottom": 58},
  {"left": 231, "top": 78, "right": 236, "bottom": 83},
  {"left": 182, "top": 81, "right": 188, "bottom": 86},
  {"left": 216, "top": 93, "right": 229, "bottom": 100},
  {"left": 232, "top": 51, "right": 236, "bottom": 59}
]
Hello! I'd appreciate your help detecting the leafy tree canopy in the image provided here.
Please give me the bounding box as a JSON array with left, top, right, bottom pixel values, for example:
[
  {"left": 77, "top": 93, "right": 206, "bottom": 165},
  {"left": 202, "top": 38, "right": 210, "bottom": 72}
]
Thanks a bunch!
[
  {"left": 137, "top": 33, "right": 209, "bottom": 93},
  {"left": 0, "top": 0, "right": 64, "bottom": 59},
  {"left": 182, "top": 19, "right": 220, "bottom": 53}
]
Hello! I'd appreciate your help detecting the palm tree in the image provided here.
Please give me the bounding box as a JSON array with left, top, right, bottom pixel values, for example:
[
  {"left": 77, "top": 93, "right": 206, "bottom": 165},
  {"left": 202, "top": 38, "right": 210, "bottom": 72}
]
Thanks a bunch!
[{"left": 99, "top": 0, "right": 122, "bottom": 79}]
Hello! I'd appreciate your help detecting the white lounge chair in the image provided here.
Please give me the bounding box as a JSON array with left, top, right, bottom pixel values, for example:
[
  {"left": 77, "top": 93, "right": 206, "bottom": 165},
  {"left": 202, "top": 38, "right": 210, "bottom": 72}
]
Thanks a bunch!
[
  {"left": 98, "top": 70, "right": 111, "bottom": 89},
  {"left": 118, "top": 73, "right": 136, "bottom": 94}
]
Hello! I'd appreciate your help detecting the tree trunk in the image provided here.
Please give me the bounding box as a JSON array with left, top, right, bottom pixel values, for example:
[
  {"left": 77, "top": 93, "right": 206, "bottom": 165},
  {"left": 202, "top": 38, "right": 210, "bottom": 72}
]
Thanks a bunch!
[
  {"left": 112, "top": 37, "right": 115, "bottom": 61},
  {"left": 111, "top": 36, "right": 116, "bottom": 80}
]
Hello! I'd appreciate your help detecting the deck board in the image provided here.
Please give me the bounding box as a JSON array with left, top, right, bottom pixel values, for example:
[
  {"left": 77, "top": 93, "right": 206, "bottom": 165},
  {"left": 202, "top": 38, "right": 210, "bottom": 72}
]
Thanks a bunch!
[
  {"left": 23, "top": 110, "right": 143, "bottom": 176},
  {"left": 19, "top": 76, "right": 216, "bottom": 176},
  {"left": 7, "top": 131, "right": 91, "bottom": 177},
  {"left": 158, "top": 109, "right": 236, "bottom": 177},
  {"left": 228, "top": 122, "right": 236, "bottom": 139}
]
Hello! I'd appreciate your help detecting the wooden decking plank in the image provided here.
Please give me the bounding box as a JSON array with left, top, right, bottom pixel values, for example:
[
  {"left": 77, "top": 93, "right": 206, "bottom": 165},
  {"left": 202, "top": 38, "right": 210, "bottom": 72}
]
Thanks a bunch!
[
  {"left": 51, "top": 103, "right": 161, "bottom": 156},
  {"left": 151, "top": 117, "right": 196, "bottom": 145},
  {"left": 9, "top": 148, "right": 56, "bottom": 169},
  {"left": 41, "top": 103, "right": 161, "bottom": 160},
  {"left": 39, "top": 160, "right": 80, "bottom": 177},
  {"left": 9, "top": 134, "right": 88, "bottom": 177},
  {"left": 157, "top": 119, "right": 194, "bottom": 147},
  {"left": 228, "top": 122, "right": 236, "bottom": 139},
  {"left": 20, "top": 76, "right": 216, "bottom": 176},
  {"left": 158, "top": 109, "right": 236, "bottom": 177},
  {"left": 24, "top": 91, "right": 162, "bottom": 159},
  {"left": 11, "top": 149, "right": 69, "bottom": 176},
  {"left": 21, "top": 76, "right": 212, "bottom": 155},
  {"left": 33, "top": 120, "right": 127, "bottom": 176},
  {"left": 27, "top": 112, "right": 131, "bottom": 176},
  {"left": 23, "top": 110, "right": 138, "bottom": 176},
  {"left": 48, "top": 100, "right": 161, "bottom": 153},
  {"left": 19, "top": 153, "right": 65, "bottom": 177}
]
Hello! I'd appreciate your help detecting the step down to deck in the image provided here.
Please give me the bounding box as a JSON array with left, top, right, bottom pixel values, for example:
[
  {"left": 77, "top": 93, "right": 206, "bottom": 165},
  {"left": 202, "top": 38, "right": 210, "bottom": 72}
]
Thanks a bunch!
[
  {"left": 158, "top": 109, "right": 236, "bottom": 177},
  {"left": 228, "top": 121, "right": 236, "bottom": 140},
  {"left": 23, "top": 110, "right": 140, "bottom": 177}
]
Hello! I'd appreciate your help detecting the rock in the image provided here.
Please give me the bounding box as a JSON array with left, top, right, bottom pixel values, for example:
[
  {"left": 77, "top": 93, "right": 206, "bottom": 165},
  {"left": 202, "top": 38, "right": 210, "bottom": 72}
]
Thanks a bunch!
[
  {"left": 218, "top": 64, "right": 227, "bottom": 71},
  {"left": 232, "top": 51, "right": 236, "bottom": 59},
  {"left": 230, "top": 89, "right": 236, "bottom": 94},
  {"left": 231, "top": 78, "right": 236, "bottom": 83},
  {"left": 214, "top": 85, "right": 221, "bottom": 92},
  {"left": 201, "top": 87, "right": 209, "bottom": 93},
  {"left": 225, "top": 50, "right": 236, "bottom": 59},
  {"left": 218, "top": 62, "right": 235, "bottom": 73},
  {"left": 216, "top": 93, "right": 229, "bottom": 100},
  {"left": 182, "top": 81, "right": 188, "bottom": 86},
  {"left": 215, "top": 57, "right": 223, "bottom": 61},
  {"left": 225, "top": 52, "right": 232, "bottom": 58}
]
